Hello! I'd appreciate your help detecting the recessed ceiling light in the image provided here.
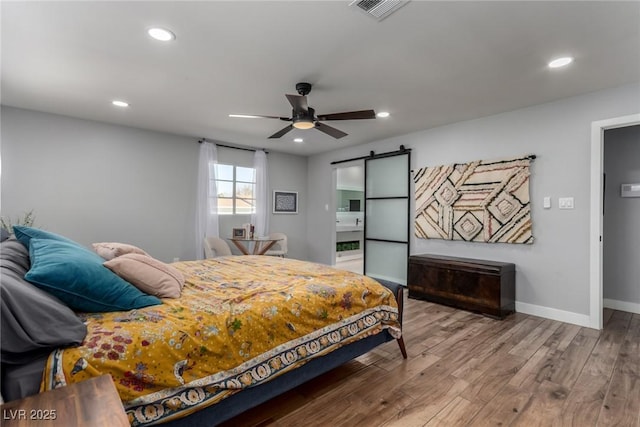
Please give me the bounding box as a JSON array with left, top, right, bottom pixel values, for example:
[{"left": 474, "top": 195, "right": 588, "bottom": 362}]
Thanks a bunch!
[
  {"left": 548, "top": 57, "right": 573, "bottom": 69},
  {"left": 148, "top": 28, "right": 175, "bottom": 42},
  {"left": 294, "top": 138, "right": 304, "bottom": 143},
  {"left": 377, "top": 111, "right": 390, "bottom": 118},
  {"left": 112, "top": 100, "right": 129, "bottom": 107},
  {"left": 229, "top": 114, "right": 261, "bottom": 118}
]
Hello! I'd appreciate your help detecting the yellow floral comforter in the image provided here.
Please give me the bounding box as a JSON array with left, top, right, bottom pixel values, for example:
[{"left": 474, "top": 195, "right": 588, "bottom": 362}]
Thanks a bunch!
[{"left": 42, "top": 256, "right": 400, "bottom": 425}]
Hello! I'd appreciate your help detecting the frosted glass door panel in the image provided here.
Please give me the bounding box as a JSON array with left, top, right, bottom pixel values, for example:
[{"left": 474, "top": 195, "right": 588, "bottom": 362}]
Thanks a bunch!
[
  {"left": 366, "top": 199, "right": 408, "bottom": 242},
  {"left": 364, "top": 152, "right": 410, "bottom": 284},
  {"left": 365, "top": 241, "right": 407, "bottom": 285},
  {"left": 366, "top": 155, "right": 409, "bottom": 198}
]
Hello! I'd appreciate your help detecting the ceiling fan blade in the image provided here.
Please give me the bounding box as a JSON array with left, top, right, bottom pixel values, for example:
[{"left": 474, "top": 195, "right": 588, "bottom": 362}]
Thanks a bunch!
[
  {"left": 230, "top": 114, "right": 291, "bottom": 121},
  {"left": 315, "top": 122, "right": 348, "bottom": 139},
  {"left": 285, "top": 94, "right": 308, "bottom": 112},
  {"left": 268, "top": 124, "right": 294, "bottom": 139},
  {"left": 316, "top": 110, "right": 376, "bottom": 121}
]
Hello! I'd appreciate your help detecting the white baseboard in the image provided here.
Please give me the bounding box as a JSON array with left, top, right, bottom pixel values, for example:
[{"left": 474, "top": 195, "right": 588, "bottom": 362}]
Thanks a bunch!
[
  {"left": 603, "top": 298, "right": 640, "bottom": 315},
  {"left": 515, "top": 301, "right": 591, "bottom": 328}
]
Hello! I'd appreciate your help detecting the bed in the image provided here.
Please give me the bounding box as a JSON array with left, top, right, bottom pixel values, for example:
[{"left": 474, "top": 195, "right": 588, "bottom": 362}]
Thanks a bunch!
[{"left": 1, "top": 227, "right": 406, "bottom": 426}]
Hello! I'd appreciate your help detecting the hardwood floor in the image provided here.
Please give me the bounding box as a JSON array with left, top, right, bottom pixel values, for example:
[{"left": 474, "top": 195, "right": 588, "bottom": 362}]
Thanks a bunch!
[
  {"left": 222, "top": 297, "right": 640, "bottom": 427},
  {"left": 334, "top": 257, "right": 364, "bottom": 275}
]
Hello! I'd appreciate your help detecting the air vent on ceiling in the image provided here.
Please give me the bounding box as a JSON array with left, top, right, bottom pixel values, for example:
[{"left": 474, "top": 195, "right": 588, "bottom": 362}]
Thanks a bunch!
[{"left": 350, "top": 0, "right": 409, "bottom": 21}]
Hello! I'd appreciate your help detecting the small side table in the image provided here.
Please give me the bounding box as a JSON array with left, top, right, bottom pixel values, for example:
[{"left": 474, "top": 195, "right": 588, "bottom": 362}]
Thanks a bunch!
[
  {"left": 228, "top": 237, "right": 281, "bottom": 255},
  {"left": 1, "top": 375, "right": 129, "bottom": 427}
]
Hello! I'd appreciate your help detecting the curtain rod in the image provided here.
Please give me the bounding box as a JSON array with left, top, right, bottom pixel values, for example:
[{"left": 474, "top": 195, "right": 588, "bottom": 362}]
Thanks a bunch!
[{"left": 198, "top": 139, "right": 267, "bottom": 154}]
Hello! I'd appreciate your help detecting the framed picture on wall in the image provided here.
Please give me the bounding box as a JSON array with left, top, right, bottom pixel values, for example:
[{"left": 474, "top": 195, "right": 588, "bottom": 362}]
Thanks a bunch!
[{"left": 273, "top": 191, "right": 298, "bottom": 214}]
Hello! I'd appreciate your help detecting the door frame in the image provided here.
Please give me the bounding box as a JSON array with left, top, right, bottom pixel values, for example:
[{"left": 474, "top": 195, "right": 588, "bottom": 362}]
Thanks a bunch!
[{"left": 589, "top": 113, "right": 640, "bottom": 329}]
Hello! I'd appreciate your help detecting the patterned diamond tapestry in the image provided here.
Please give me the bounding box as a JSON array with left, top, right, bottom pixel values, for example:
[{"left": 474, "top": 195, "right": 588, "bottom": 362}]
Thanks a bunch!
[{"left": 414, "top": 155, "right": 533, "bottom": 244}]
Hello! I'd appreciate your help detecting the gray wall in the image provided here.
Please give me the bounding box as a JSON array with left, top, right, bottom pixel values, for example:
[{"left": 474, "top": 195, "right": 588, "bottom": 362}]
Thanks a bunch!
[
  {"left": 603, "top": 125, "right": 640, "bottom": 307},
  {"left": 267, "top": 152, "right": 308, "bottom": 260},
  {"left": 307, "top": 83, "right": 640, "bottom": 320},
  {"left": 1, "top": 107, "right": 308, "bottom": 262},
  {"left": 3, "top": 83, "right": 639, "bottom": 321}
]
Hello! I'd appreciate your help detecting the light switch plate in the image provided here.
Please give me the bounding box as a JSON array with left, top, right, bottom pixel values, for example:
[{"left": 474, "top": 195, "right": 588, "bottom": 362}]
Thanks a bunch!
[
  {"left": 543, "top": 197, "right": 551, "bottom": 209},
  {"left": 559, "top": 197, "right": 574, "bottom": 209}
]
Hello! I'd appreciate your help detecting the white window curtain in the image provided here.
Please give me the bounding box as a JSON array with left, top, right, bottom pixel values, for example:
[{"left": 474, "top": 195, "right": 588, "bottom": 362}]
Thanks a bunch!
[
  {"left": 195, "top": 141, "right": 219, "bottom": 259},
  {"left": 251, "top": 150, "right": 269, "bottom": 237}
]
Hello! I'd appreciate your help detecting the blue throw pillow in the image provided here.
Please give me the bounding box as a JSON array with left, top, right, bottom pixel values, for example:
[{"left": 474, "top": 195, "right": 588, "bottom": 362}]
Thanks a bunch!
[
  {"left": 25, "top": 238, "right": 161, "bottom": 312},
  {"left": 13, "top": 225, "right": 81, "bottom": 249}
]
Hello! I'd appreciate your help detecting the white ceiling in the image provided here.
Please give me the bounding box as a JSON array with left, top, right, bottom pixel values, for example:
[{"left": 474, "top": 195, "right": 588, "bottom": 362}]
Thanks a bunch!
[{"left": 2, "top": 1, "right": 639, "bottom": 156}]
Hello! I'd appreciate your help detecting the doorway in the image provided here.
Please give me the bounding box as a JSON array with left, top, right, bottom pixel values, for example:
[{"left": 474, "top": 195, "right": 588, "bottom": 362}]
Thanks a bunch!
[
  {"left": 589, "top": 113, "right": 640, "bottom": 329},
  {"left": 603, "top": 125, "right": 640, "bottom": 314},
  {"left": 334, "top": 161, "right": 365, "bottom": 274}
]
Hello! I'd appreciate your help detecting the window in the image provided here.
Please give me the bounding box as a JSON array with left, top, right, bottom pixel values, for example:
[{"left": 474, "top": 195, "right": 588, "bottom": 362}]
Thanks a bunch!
[{"left": 212, "top": 164, "right": 255, "bottom": 215}]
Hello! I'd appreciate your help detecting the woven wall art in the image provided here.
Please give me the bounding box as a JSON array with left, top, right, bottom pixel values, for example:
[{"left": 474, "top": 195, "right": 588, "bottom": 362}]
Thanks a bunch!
[{"left": 414, "top": 155, "right": 533, "bottom": 244}]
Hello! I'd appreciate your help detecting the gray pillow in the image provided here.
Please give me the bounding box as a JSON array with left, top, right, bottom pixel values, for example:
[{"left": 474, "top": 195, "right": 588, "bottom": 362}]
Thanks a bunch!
[
  {"left": 1, "top": 238, "right": 30, "bottom": 274},
  {"left": 0, "top": 228, "right": 9, "bottom": 242},
  {"left": 1, "top": 239, "right": 87, "bottom": 364}
]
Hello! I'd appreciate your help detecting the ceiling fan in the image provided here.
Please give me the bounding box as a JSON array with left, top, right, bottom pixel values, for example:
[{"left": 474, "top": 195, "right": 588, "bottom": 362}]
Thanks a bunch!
[{"left": 229, "top": 82, "right": 376, "bottom": 139}]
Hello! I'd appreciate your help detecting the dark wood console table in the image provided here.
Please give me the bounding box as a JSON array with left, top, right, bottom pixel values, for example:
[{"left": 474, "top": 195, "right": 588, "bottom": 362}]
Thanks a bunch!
[{"left": 408, "top": 254, "right": 515, "bottom": 319}]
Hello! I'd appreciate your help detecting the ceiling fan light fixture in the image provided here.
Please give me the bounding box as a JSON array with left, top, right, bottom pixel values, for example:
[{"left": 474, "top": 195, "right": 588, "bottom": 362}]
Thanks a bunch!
[
  {"left": 292, "top": 106, "right": 316, "bottom": 129},
  {"left": 233, "top": 83, "right": 374, "bottom": 139},
  {"left": 292, "top": 119, "right": 315, "bottom": 130}
]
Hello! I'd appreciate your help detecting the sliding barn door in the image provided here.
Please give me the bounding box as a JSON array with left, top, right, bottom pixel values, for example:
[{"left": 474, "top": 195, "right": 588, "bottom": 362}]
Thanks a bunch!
[{"left": 364, "top": 152, "right": 411, "bottom": 285}]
